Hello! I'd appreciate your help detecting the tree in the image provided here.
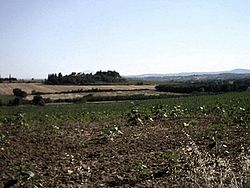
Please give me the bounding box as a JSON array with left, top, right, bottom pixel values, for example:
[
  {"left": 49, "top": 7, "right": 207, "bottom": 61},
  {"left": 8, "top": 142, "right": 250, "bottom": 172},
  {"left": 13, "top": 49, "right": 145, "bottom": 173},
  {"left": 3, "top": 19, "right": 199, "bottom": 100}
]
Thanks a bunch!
[
  {"left": 13, "top": 88, "right": 27, "bottom": 98},
  {"left": 45, "top": 70, "right": 126, "bottom": 85}
]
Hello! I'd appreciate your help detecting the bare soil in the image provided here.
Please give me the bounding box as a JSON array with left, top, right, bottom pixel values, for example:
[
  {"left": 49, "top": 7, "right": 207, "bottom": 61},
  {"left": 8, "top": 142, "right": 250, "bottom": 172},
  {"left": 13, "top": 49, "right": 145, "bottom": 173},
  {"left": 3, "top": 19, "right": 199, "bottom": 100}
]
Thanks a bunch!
[{"left": 1, "top": 117, "right": 249, "bottom": 187}]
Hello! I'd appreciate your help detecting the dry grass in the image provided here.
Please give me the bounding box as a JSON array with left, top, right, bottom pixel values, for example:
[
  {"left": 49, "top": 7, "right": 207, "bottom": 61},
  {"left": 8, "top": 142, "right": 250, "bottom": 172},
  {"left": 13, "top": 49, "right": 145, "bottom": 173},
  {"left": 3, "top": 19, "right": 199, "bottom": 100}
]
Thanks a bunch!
[
  {"left": 180, "top": 130, "right": 250, "bottom": 188},
  {"left": 0, "top": 83, "right": 156, "bottom": 95},
  {"left": 25, "top": 90, "right": 168, "bottom": 101}
]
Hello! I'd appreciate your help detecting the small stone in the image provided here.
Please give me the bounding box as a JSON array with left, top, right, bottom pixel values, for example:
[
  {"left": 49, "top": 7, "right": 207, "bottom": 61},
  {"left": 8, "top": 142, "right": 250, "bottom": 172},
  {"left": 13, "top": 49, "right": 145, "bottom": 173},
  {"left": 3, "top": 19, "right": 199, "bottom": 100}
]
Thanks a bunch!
[
  {"left": 117, "top": 175, "right": 123, "bottom": 180},
  {"left": 82, "top": 164, "right": 88, "bottom": 169},
  {"left": 187, "top": 147, "right": 192, "bottom": 152}
]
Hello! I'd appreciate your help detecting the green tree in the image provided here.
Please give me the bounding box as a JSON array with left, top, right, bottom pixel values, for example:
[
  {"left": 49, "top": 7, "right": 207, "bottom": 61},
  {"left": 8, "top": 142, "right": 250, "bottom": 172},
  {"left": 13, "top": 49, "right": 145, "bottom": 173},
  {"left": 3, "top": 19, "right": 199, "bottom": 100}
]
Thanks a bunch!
[{"left": 13, "top": 88, "right": 27, "bottom": 98}]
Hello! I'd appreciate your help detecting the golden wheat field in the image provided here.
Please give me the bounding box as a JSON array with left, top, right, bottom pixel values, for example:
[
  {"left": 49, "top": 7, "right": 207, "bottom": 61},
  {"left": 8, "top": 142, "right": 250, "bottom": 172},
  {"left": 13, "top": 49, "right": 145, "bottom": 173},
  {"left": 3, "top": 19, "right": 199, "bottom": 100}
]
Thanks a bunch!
[{"left": 0, "top": 83, "right": 156, "bottom": 96}]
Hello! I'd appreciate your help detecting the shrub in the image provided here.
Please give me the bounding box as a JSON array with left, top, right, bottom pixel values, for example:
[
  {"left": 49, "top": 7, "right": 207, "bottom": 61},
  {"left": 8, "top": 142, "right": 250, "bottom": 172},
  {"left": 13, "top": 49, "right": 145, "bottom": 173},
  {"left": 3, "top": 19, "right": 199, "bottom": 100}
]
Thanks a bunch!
[
  {"left": 32, "top": 95, "right": 45, "bottom": 106},
  {"left": 8, "top": 97, "right": 22, "bottom": 106}
]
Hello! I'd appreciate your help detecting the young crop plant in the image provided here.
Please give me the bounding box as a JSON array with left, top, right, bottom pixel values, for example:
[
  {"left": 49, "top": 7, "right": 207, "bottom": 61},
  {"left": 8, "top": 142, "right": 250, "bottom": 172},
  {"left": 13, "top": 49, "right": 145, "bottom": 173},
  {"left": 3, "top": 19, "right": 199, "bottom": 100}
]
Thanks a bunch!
[
  {"left": 127, "top": 107, "right": 145, "bottom": 126},
  {"left": 102, "top": 124, "right": 123, "bottom": 141},
  {"left": 161, "top": 150, "right": 181, "bottom": 169},
  {"left": 0, "top": 133, "right": 10, "bottom": 144},
  {"left": 204, "top": 123, "right": 229, "bottom": 151},
  {"left": 205, "top": 124, "right": 229, "bottom": 141},
  {"left": 183, "top": 121, "right": 193, "bottom": 128},
  {"left": 2, "top": 113, "right": 29, "bottom": 128},
  {"left": 199, "top": 105, "right": 208, "bottom": 116},
  {"left": 151, "top": 104, "right": 169, "bottom": 120},
  {"left": 170, "top": 105, "right": 186, "bottom": 118},
  {"left": 227, "top": 106, "right": 250, "bottom": 127},
  {"left": 78, "top": 139, "right": 88, "bottom": 148},
  {"left": 130, "top": 160, "right": 152, "bottom": 181},
  {"left": 212, "top": 100, "right": 250, "bottom": 127}
]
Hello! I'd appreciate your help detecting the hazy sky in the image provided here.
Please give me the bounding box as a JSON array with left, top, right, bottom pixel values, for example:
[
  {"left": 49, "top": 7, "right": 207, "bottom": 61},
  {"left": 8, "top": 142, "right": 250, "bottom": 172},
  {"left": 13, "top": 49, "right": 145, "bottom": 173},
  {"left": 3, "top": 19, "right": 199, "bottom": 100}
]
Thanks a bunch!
[{"left": 0, "top": 0, "right": 250, "bottom": 78}]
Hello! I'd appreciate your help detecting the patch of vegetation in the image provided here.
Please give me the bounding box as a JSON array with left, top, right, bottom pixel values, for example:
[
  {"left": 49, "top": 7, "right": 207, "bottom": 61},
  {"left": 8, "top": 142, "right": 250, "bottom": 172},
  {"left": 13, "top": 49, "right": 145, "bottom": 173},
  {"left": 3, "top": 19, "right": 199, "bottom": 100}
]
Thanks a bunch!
[
  {"left": 156, "top": 81, "right": 248, "bottom": 93},
  {"left": 45, "top": 70, "right": 126, "bottom": 85},
  {"left": 32, "top": 95, "right": 45, "bottom": 106},
  {"left": 0, "top": 77, "right": 17, "bottom": 83},
  {"left": 13, "top": 88, "right": 27, "bottom": 98},
  {"left": 0, "top": 95, "right": 15, "bottom": 105}
]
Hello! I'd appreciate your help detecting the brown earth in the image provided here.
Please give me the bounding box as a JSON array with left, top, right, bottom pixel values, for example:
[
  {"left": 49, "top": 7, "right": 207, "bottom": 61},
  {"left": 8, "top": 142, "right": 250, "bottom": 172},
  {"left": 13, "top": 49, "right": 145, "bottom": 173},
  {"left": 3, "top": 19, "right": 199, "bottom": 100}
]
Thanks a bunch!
[{"left": 0, "top": 116, "right": 249, "bottom": 187}]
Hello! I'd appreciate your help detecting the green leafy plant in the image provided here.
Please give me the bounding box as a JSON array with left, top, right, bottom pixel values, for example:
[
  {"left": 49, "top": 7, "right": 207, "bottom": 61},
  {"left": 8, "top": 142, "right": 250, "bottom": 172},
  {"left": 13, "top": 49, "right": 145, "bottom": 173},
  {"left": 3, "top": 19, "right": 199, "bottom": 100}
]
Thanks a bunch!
[
  {"left": 0, "top": 133, "right": 9, "bottom": 144},
  {"left": 205, "top": 124, "right": 229, "bottom": 151},
  {"left": 102, "top": 124, "right": 123, "bottom": 141},
  {"left": 170, "top": 105, "right": 185, "bottom": 118},
  {"left": 127, "top": 107, "right": 144, "bottom": 126},
  {"left": 2, "top": 113, "right": 29, "bottom": 128},
  {"left": 131, "top": 160, "right": 152, "bottom": 180},
  {"left": 151, "top": 104, "right": 168, "bottom": 119}
]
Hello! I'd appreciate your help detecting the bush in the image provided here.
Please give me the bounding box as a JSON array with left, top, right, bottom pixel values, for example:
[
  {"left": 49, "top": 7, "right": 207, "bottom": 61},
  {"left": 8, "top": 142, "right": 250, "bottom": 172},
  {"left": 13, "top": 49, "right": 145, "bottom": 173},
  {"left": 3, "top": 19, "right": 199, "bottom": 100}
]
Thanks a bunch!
[
  {"left": 8, "top": 97, "right": 22, "bottom": 106},
  {"left": 13, "top": 88, "right": 27, "bottom": 98},
  {"left": 32, "top": 95, "right": 45, "bottom": 106}
]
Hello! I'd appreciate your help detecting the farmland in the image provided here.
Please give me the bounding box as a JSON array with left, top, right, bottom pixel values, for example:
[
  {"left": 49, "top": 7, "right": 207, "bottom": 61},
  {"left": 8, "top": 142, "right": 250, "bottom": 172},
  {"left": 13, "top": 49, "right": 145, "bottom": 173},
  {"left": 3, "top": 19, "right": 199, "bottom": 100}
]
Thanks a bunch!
[
  {"left": 0, "top": 82, "right": 161, "bottom": 103},
  {"left": 0, "top": 82, "right": 156, "bottom": 95},
  {"left": 0, "top": 90, "right": 249, "bottom": 187}
]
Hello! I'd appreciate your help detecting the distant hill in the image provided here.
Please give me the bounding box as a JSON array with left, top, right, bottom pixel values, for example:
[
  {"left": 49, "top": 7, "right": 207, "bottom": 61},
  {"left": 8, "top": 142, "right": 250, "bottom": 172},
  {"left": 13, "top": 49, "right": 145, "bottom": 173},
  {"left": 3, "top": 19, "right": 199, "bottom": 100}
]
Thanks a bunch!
[
  {"left": 126, "top": 69, "right": 250, "bottom": 82},
  {"left": 226, "top": 69, "right": 250, "bottom": 74}
]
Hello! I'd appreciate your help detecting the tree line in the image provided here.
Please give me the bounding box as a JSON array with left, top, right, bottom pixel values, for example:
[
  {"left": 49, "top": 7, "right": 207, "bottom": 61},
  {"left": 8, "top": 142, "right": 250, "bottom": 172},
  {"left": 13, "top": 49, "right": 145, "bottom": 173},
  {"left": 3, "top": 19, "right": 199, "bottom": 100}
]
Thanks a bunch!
[
  {"left": 45, "top": 70, "right": 126, "bottom": 85},
  {"left": 0, "top": 77, "right": 17, "bottom": 83},
  {"left": 155, "top": 81, "right": 248, "bottom": 93}
]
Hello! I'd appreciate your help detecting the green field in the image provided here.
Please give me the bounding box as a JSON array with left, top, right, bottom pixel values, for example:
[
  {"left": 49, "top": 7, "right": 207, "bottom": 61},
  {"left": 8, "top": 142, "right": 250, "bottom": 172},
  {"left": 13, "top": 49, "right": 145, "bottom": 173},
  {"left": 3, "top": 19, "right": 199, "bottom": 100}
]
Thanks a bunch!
[
  {"left": 0, "top": 91, "right": 249, "bottom": 187},
  {"left": 1, "top": 91, "right": 249, "bottom": 126}
]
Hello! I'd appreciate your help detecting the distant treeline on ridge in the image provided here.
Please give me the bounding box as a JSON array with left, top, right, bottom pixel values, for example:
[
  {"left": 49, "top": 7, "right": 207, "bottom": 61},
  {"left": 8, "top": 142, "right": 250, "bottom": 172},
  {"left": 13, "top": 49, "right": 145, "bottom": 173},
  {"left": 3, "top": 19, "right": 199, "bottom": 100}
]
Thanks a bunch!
[
  {"left": 0, "top": 77, "right": 17, "bottom": 83},
  {"left": 155, "top": 81, "right": 248, "bottom": 93},
  {"left": 45, "top": 70, "right": 126, "bottom": 85}
]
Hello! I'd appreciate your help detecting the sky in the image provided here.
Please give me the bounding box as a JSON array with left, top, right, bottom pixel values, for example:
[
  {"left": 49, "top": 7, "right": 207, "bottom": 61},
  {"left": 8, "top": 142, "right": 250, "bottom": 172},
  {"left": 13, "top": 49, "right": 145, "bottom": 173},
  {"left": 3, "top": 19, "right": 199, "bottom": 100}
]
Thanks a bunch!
[{"left": 0, "top": 0, "right": 250, "bottom": 78}]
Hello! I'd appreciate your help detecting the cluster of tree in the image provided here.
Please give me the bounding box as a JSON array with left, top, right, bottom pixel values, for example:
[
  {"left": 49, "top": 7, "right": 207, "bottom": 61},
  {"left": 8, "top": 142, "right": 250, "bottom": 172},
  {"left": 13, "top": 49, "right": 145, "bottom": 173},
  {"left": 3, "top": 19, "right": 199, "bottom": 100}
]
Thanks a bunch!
[
  {"left": 4, "top": 88, "right": 28, "bottom": 106},
  {"left": 155, "top": 81, "right": 248, "bottom": 93},
  {"left": 7, "top": 96, "right": 45, "bottom": 106},
  {"left": 0, "top": 77, "right": 17, "bottom": 83},
  {"left": 234, "top": 79, "right": 250, "bottom": 87},
  {"left": 4, "top": 88, "right": 45, "bottom": 106},
  {"left": 45, "top": 71, "right": 126, "bottom": 85}
]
